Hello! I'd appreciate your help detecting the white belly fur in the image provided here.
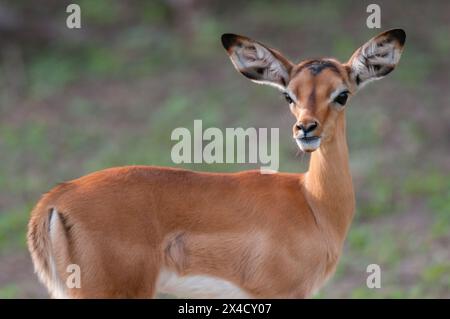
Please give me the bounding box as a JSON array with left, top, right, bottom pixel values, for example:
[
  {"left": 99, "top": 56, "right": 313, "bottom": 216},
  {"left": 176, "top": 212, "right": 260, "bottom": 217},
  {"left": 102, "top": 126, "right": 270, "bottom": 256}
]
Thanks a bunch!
[{"left": 156, "top": 269, "right": 249, "bottom": 299}]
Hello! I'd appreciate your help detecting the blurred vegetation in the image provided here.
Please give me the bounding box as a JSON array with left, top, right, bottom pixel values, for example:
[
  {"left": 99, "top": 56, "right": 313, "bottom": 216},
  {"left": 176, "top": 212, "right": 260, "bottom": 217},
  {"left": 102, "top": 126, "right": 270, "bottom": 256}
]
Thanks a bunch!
[{"left": 0, "top": 0, "right": 449, "bottom": 298}]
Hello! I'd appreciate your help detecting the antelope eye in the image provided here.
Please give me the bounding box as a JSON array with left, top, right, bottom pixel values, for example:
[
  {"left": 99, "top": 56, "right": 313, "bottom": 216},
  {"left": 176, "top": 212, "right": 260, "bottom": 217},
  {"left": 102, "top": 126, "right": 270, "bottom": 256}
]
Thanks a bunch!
[
  {"left": 283, "top": 92, "right": 294, "bottom": 104},
  {"left": 334, "top": 91, "right": 349, "bottom": 106}
]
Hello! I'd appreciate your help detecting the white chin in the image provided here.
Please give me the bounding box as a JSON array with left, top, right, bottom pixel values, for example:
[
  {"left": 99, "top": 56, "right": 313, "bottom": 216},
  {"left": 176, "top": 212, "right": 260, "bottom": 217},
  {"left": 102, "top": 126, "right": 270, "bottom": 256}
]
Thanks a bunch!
[{"left": 296, "top": 137, "right": 321, "bottom": 152}]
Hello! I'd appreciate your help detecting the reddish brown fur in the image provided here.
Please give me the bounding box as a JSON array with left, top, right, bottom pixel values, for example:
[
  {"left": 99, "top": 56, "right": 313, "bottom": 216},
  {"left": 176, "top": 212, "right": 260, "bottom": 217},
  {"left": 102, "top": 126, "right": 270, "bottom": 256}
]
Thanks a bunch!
[{"left": 27, "top": 29, "right": 405, "bottom": 298}]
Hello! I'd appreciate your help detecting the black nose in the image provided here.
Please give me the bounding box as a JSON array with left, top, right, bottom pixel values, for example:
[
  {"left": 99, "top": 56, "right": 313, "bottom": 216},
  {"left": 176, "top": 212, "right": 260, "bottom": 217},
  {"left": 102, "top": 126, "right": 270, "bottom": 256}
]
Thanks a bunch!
[{"left": 297, "top": 121, "right": 318, "bottom": 134}]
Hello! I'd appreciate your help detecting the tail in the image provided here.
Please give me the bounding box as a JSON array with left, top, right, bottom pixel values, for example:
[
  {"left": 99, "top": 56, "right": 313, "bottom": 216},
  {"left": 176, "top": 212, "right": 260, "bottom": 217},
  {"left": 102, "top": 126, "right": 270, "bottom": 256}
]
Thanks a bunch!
[{"left": 27, "top": 201, "right": 69, "bottom": 298}]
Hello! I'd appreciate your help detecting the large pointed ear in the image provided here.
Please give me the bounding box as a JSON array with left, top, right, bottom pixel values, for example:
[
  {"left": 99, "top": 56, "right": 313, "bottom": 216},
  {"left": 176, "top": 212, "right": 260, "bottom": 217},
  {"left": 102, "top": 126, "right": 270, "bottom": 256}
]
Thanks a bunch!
[
  {"left": 221, "top": 33, "right": 294, "bottom": 91},
  {"left": 347, "top": 29, "right": 406, "bottom": 89}
]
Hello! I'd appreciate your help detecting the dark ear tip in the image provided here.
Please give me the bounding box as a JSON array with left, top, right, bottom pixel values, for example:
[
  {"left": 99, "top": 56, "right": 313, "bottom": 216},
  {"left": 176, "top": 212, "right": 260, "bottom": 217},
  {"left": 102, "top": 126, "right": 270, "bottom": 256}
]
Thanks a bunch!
[
  {"left": 221, "top": 33, "right": 238, "bottom": 50},
  {"left": 389, "top": 28, "right": 406, "bottom": 46}
]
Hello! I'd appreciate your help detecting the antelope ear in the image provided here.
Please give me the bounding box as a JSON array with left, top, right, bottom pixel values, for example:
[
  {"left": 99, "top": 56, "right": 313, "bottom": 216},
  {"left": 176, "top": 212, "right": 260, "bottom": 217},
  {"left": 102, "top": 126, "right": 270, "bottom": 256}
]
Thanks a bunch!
[
  {"left": 347, "top": 29, "right": 406, "bottom": 88},
  {"left": 221, "top": 33, "right": 293, "bottom": 91}
]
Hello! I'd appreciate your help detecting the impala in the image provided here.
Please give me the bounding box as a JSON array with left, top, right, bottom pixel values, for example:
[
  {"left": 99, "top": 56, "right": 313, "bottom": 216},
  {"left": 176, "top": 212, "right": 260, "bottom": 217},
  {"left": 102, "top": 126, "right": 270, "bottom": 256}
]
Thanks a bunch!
[{"left": 28, "top": 29, "right": 405, "bottom": 298}]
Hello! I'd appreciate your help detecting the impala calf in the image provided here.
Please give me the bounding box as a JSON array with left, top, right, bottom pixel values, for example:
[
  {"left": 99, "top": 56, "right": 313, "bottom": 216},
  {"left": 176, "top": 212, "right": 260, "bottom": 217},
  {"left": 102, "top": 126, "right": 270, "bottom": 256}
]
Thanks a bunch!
[{"left": 28, "top": 29, "right": 405, "bottom": 298}]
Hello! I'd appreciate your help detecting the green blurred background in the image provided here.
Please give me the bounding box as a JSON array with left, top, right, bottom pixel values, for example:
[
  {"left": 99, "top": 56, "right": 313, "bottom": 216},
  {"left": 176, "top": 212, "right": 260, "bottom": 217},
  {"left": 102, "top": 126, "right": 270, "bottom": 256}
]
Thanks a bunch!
[{"left": 0, "top": 0, "right": 449, "bottom": 298}]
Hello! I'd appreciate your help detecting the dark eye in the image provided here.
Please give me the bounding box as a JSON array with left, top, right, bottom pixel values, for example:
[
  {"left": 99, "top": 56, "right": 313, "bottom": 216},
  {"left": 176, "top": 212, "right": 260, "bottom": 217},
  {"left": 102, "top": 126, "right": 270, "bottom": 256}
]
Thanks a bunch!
[
  {"left": 334, "top": 91, "right": 349, "bottom": 106},
  {"left": 283, "top": 92, "right": 294, "bottom": 104}
]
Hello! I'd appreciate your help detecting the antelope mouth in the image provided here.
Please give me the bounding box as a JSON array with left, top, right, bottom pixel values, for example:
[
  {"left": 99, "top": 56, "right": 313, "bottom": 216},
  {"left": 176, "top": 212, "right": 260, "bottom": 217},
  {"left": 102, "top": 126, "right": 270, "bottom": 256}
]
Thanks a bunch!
[{"left": 295, "top": 136, "right": 321, "bottom": 152}]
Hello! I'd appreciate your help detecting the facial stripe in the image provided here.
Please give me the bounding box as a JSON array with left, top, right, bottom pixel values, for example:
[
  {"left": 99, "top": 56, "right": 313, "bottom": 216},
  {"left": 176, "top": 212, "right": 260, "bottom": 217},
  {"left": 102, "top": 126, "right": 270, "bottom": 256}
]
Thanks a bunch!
[{"left": 307, "top": 86, "right": 316, "bottom": 109}]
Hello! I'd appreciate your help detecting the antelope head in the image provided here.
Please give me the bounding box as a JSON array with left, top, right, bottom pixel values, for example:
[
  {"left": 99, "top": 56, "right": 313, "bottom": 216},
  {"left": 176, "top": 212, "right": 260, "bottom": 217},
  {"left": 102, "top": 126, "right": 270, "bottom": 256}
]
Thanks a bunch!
[{"left": 222, "top": 29, "right": 406, "bottom": 152}]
